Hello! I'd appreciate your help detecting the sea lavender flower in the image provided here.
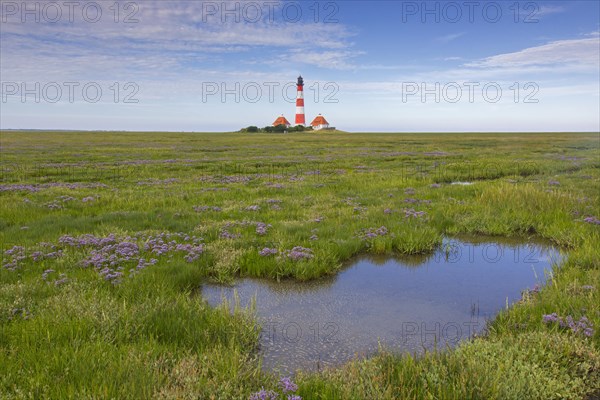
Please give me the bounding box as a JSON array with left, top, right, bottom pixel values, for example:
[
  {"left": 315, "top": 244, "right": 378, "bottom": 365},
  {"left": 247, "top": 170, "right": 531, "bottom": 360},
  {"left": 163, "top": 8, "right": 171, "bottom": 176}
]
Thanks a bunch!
[
  {"left": 99, "top": 267, "right": 123, "bottom": 285},
  {"left": 3, "top": 246, "right": 26, "bottom": 270},
  {"left": 220, "top": 230, "right": 241, "bottom": 240},
  {"left": 82, "top": 196, "right": 96, "bottom": 202},
  {"left": 259, "top": 248, "right": 278, "bottom": 257},
  {"left": 583, "top": 216, "right": 600, "bottom": 225},
  {"left": 542, "top": 313, "right": 559, "bottom": 323},
  {"left": 31, "top": 251, "right": 45, "bottom": 262},
  {"left": 58, "top": 195, "right": 76, "bottom": 202},
  {"left": 375, "top": 226, "right": 388, "bottom": 236},
  {"left": 115, "top": 242, "right": 139, "bottom": 259},
  {"left": 548, "top": 180, "right": 560, "bottom": 186},
  {"left": 54, "top": 274, "right": 69, "bottom": 286},
  {"left": 285, "top": 247, "right": 314, "bottom": 261},
  {"left": 430, "top": 183, "right": 442, "bottom": 188},
  {"left": 42, "top": 269, "right": 55, "bottom": 281},
  {"left": 136, "top": 258, "right": 158, "bottom": 270},
  {"left": 256, "top": 223, "right": 271, "bottom": 236},
  {"left": 175, "top": 244, "right": 204, "bottom": 262},
  {"left": 404, "top": 208, "right": 427, "bottom": 218},
  {"left": 0, "top": 184, "right": 40, "bottom": 193},
  {"left": 245, "top": 205, "right": 261, "bottom": 211},
  {"left": 543, "top": 313, "right": 594, "bottom": 337},
  {"left": 360, "top": 226, "right": 388, "bottom": 240},
  {"left": 249, "top": 388, "right": 278, "bottom": 400},
  {"left": 279, "top": 377, "right": 298, "bottom": 393},
  {"left": 383, "top": 208, "right": 393, "bottom": 214},
  {"left": 581, "top": 285, "right": 595, "bottom": 291},
  {"left": 404, "top": 187, "right": 416, "bottom": 195}
]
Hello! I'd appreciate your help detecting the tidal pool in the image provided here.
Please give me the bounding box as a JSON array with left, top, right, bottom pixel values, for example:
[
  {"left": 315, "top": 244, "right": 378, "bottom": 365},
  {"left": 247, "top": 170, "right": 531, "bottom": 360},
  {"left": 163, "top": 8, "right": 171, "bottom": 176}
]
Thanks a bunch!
[{"left": 202, "top": 237, "right": 560, "bottom": 374}]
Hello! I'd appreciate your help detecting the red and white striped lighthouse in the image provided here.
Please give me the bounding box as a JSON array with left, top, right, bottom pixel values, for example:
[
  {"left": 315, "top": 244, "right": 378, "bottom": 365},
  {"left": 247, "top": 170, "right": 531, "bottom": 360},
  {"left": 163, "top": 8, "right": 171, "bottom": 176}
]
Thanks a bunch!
[{"left": 295, "top": 75, "right": 305, "bottom": 126}]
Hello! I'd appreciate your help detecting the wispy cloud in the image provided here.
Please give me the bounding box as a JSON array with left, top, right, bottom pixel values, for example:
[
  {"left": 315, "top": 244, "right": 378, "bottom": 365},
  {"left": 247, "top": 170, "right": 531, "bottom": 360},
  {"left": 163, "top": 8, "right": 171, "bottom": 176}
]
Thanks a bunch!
[
  {"left": 537, "top": 5, "right": 566, "bottom": 17},
  {"left": 465, "top": 36, "right": 600, "bottom": 69},
  {"left": 0, "top": 0, "right": 358, "bottom": 80},
  {"left": 436, "top": 32, "right": 465, "bottom": 43}
]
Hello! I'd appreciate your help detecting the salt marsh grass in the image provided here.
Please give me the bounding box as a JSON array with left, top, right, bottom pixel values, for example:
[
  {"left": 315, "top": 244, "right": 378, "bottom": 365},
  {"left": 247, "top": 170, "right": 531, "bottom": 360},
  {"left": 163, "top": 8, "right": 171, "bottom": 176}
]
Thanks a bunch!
[{"left": 1, "top": 131, "right": 599, "bottom": 399}]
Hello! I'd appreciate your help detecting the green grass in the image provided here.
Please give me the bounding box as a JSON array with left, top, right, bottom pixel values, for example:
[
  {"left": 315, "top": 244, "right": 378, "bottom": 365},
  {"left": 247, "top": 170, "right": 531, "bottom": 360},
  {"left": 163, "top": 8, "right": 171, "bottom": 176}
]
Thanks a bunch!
[{"left": 1, "top": 131, "right": 599, "bottom": 399}]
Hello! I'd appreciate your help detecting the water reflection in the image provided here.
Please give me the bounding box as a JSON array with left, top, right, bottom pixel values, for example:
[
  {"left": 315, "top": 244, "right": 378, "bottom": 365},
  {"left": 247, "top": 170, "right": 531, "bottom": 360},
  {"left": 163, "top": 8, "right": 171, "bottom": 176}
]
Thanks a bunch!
[{"left": 202, "top": 237, "right": 561, "bottom": 374}]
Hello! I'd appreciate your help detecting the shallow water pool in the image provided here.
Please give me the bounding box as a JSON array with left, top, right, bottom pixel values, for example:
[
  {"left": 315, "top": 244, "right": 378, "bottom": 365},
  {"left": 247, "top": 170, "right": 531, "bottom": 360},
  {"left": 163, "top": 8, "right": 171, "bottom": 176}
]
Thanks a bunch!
[{"left": 202, "top": 237, "right": 560, "bottom": 374}]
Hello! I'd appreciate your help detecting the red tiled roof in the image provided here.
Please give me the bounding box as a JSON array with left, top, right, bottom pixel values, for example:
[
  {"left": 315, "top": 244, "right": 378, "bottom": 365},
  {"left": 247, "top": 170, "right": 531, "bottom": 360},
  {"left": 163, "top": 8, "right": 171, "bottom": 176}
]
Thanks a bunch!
[
  {"left": 273, "top": 116, "right": 291, "bottom": 126},
  {"left": 310, "top": 115, "right": 329, "bottom": 126}
]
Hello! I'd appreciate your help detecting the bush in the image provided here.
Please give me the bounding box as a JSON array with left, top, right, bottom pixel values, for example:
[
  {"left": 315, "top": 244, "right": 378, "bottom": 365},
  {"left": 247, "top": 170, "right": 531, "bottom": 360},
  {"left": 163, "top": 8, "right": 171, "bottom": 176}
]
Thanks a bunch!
[{"left": 273, "top": 124, "right": 287, "bottom": 133}]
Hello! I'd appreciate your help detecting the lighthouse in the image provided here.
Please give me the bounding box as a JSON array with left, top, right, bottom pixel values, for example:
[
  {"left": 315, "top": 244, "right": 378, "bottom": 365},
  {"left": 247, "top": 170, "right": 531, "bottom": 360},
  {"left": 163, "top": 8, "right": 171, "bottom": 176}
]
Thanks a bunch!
[{"left": 295, "top": 75, "right": 305, "bottom": 126}]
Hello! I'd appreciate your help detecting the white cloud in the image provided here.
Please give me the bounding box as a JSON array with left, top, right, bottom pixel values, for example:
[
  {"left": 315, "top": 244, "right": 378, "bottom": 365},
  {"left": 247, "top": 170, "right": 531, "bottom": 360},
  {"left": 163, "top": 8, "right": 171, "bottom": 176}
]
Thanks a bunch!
[
  {"left": 466, "top": 37, "right": 600, "bottom": 69},
  {"left": 436, "top": 32, "right": 465, "bottom": 43},
  {"left": 0, "top": 0, "right": 358, "bottom": 80}
]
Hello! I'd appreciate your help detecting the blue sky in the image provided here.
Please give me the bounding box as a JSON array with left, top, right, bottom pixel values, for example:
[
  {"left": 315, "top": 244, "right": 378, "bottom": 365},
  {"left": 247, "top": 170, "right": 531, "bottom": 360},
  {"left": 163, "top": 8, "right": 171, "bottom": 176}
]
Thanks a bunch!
[{"left": 1, "top": 0, "right": 599, "bottom": 132}]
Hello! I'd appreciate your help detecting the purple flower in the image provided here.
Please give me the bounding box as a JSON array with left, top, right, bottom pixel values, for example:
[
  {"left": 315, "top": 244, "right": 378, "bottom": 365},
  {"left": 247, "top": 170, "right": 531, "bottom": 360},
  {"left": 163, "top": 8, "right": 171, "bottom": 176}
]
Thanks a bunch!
[
  {"left": 249, "top": 388, "right": 278, "bottom": 400},
  {"left": 542, "top": 313, "right": 559, "bottom": 323},
  {"left": 220, "top": 230, "right": 241, "bottom": 240},
  {"left": 99, "top": 267, "right": 123, "bottom": 285},
  {"left": 543, "top": 313, "right": 594, "bottom": 337},
  {"left": 54, "top": 274, "right": 69, "bottom": 286},
  {"left": 548, "top": 180, "right": 560, "bottom": 186},
  {"left": 245, "top": 205, "right": 261, "bottom": 211},
  {"left": 284, "top": 247, "right": 313, "bottom": 261},
  {"left": 430, "top": 183, "right": 442, "bottom": 188},
  {"left": 360, "top": 226, "right": 388, "bottom": 240},
  {"left": 31, "top": 251, "right": 44, "bottom": 262},
  {"left": 404, "top": 208, "right": 427, "bottom": 219},
  {"left": 58, "top": 195, "right": 76, "bottom": 202},
  {"left": 280, "top": 377, "right": 298, "bottom": 393},
  {"left": 42, "top": 269, "right": 55, "bottom": 281},
  {"left": 3, "top": 245, "right": 26, "bottom": 271},
  {"left": 256, "top": 223, "right": 271, "bottom": 236},
  {"left": 583, "top": 216, "right": 600, "bottom": 225},
  {"left": 259, "top": 248, "right": 278, "bottom": 257}
]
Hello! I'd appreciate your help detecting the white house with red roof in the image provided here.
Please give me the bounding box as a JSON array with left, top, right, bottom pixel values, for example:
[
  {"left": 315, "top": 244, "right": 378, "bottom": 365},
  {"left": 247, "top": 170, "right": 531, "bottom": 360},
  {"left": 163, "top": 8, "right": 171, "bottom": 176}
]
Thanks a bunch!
[{"left": 310, "top": 114, "right": 330, "bottom": 131}]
